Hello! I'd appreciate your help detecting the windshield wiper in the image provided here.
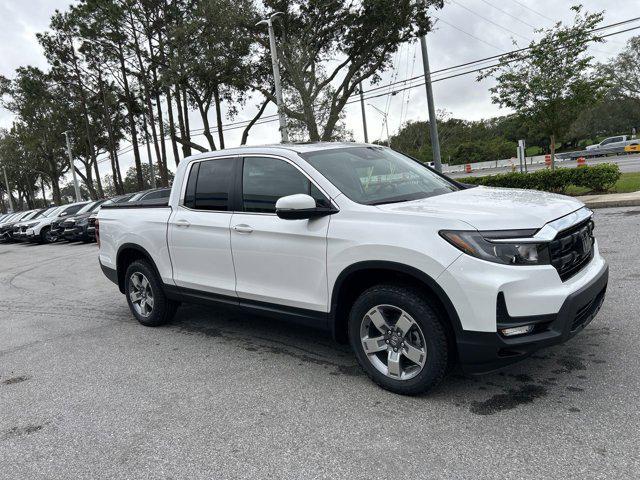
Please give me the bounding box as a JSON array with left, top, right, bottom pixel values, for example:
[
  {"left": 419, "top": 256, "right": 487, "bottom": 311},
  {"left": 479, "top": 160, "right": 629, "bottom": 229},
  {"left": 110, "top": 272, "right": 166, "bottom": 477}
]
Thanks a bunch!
[{"left": 369, "top": 199, "right": 413, "bottom": 206}]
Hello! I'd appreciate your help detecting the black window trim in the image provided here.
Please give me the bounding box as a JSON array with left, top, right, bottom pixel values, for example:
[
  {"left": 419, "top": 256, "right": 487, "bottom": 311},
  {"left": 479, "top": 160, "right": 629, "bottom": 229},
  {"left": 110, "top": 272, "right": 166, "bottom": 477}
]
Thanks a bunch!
[
  {"left": 179, "top": 156, "right": 239, "bottom": 213},
  {"left": 237, "top": 154, "right": 335, "bottom": 216}
]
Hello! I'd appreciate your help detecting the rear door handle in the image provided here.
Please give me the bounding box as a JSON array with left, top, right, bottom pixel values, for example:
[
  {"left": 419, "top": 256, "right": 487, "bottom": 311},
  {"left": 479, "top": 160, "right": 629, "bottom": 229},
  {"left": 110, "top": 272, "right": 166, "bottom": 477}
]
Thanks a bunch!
[
  {"left": 232, "top": 224, "right": 253, "bottom": 234},
  {"left": 176, "top": 219, "right": 191, "bottom": 228}
]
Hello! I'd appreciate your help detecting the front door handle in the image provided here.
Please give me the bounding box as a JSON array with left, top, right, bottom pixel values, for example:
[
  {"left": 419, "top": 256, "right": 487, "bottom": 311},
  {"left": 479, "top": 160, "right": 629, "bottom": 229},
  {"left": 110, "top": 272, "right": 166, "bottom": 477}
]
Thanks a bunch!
[
  {"left": 176, "top": 219, "right": 191, "bottom": 228},
  {"left": 232, "top": 224, "right": 253, "bottom": 234}
]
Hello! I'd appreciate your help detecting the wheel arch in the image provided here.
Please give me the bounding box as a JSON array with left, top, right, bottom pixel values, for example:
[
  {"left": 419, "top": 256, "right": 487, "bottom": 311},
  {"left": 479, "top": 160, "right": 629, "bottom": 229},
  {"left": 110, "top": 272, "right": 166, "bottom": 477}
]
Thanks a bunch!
[
  {"left": 116, "top": 243, "right": 162, "bottom": 294},
  {"left": 330, "top": 261, "right": 462, "bottom": 346}
]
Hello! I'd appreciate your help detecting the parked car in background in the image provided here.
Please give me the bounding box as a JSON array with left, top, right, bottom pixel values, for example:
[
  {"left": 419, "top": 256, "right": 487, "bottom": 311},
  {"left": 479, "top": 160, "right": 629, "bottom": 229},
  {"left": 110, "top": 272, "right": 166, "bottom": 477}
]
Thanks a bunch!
[
  {"left": 61, "top": 200, "right": 108, "bottom": 242},
  {"left": 26, "top": 202, "right": 88, "bottom": 243},
  {"left": 98, "top": 143, "right": 608, "bottom": 395},
  {"left": 127, "top": 188, "right": 171, "bottom": 204},
  {"left": 49, "top": 202, "right": 90, "bottom": 241},
  {"left": 0, "top": 210, "right": 36, "bottom": 241},
  {"left": 13, "top": 207, "right": 57, "bottom": 241}
]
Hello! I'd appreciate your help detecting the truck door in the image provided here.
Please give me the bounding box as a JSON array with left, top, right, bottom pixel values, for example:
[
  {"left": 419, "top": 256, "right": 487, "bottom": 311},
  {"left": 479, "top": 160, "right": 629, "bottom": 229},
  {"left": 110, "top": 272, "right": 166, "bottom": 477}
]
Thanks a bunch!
[
  {"left": 167, "top": 157, "right": 238, "bottom": 298},
  {"left": 230, "top": 156, "right": 331, "bottom": 314}
]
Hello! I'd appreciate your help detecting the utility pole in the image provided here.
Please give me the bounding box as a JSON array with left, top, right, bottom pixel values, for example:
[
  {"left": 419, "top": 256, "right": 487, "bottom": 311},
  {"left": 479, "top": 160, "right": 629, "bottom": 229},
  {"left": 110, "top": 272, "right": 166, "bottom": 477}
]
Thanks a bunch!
[
  {"left": 64, "top": 131, "right": 82, "bottom": 202},
  {"left": 3, "top": 166, "right": 14, "bottom": 212},
  {"left": 257, "top": 12, "right": 289, "bottom": 143},
  {"left": 368, "top": 104, "right": 391, "bottom": 148},
  {"left": 359, "top": 83, "right": 369, "bottom": 143},
  {"left": 419, "top": 35, "right": 442, "bottom": 172}
]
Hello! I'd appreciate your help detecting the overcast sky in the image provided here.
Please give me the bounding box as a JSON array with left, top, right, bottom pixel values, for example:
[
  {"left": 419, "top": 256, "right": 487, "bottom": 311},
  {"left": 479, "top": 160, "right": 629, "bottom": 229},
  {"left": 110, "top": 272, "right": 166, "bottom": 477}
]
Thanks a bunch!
[{"left": 0, "top": 0, "right": 637, "bottom": 180}]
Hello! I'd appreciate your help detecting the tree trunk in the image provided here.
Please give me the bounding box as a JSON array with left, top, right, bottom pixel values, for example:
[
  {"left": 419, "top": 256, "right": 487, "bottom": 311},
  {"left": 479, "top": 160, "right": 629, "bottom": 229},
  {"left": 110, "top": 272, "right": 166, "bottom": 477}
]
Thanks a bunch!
[
  {"left": 49, "top": 169, "right": 62, "bottom": 205},
  {"left": 182, "top": 85, "right": 191, "bottom": 152},
  {"left": 93, "top": 157, "right": 104, "bottom": 198},
  {"left": 118, "top": 41, "right": 144, "bottom": 191},
  {"left": 213, "top": 84, "right": 225, "bottom": 149},
  {"left": 98, "top": 71, "right": 124, "bottom": 195},
  {"left": 81, "top": 159, "right": 98, "bottom": 200},
  {"left": 241, "top": 96, "right": 271, "bottom": 145},
  {"left": 195, "top": 99, "right": 216, "bottom": 151},
  {"left": 68, "top": 37, "right": 101, "bottom": 193},
  {"left": 143, "top": 115, "right": 156, "bottom": 189},
  {"left": 166, "top": 87, "right": 181, "bottom": 167},
  {"left": 174, "top": 85, "right": 190, "bottom": 158},
  {"left": 40, "top": 178, "right": 46, "bottom": 206}
]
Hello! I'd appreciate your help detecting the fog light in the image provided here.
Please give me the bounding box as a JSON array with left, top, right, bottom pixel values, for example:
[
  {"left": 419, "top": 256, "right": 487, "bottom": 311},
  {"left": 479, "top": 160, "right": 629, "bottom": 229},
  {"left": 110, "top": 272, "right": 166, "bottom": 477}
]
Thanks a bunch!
[{"left": 499, "top": 325, "right": 535, "bottom": 337}]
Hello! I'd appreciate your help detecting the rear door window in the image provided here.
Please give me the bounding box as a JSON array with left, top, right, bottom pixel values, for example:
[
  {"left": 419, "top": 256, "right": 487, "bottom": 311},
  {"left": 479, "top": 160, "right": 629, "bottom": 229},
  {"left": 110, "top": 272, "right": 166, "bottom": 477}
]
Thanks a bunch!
[{"left": 187, "top": 158, "right": 235, "bottom": 211}]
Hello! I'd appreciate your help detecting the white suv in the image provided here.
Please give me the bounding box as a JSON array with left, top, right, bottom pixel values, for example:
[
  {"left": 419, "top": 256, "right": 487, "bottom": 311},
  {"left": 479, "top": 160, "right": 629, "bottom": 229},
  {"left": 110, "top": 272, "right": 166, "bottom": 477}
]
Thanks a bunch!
[{"left": 98, "top": 143, "right": 608, "bottom": 395}]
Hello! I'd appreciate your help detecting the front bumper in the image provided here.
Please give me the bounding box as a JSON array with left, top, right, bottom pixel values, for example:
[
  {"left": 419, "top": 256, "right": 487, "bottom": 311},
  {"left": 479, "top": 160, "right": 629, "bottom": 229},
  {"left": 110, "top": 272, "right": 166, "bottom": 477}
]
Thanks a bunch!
[{"left": 457, "top": 261, "right": 608, "bottom": 374}]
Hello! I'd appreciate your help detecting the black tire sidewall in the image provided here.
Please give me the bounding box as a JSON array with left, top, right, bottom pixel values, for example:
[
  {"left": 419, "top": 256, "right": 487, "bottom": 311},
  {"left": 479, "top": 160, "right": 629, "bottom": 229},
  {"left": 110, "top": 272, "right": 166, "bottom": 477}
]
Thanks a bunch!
[
  {"left": 40, "top": 227, "right": 51, "bottom": 244},
  {"left": 124, "top": 260, "right": 175, "bottom": 327},
  {"left": 348, "top": 285, "right": 449, "bottom": 395}
]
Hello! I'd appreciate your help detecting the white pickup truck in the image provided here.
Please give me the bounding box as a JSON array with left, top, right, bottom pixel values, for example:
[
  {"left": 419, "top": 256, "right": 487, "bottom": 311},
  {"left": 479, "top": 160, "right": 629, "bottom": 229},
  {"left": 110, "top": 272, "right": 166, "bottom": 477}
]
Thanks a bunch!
[
  {"left": 98, "top": 143, "right": 608, "bottom": 395},
  {"left": 585, "top": 135, "right": 637, "bottom": 151}
]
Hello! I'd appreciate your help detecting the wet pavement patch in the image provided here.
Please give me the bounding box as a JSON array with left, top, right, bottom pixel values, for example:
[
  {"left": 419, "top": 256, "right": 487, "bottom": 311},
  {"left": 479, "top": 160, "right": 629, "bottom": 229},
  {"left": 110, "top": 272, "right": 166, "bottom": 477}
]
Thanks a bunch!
[
  {"left": 508, "top": 373, "right": 533, "bottom": 383},
  {"left": 470, "top": 384, "right": 548, "bottom": 415},
  {"left": 554, "top": 356, "right": 587, "bottom": 373},
  {"left": 2, "top": 424, "right": 43, "bottom": 440},
  {"left": 1, "top": 376, "right": 29, "bottom": 385},
  {"left": 566, "top": 386, "right": 584, "bottom": 392}
]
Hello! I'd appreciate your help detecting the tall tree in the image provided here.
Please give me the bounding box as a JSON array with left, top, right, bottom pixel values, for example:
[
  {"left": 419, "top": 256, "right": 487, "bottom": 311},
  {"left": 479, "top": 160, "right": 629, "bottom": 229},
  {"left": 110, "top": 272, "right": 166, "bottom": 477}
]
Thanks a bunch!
[
  {"left": 0, "top": 67, "right": 70, "bottom": 204},
  {"left": 254, "top": 0, "right": 439, "bottom": 141},
  {"left": 478, "top": 6, "right": 607, "bottom": 169}
]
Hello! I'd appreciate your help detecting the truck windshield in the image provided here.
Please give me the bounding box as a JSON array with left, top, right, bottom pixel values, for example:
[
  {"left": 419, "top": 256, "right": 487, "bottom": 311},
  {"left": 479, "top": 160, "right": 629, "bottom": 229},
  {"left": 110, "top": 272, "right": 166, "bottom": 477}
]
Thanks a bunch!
[{"left": 301, "top": 146, "right": 457, "bottom": 205}]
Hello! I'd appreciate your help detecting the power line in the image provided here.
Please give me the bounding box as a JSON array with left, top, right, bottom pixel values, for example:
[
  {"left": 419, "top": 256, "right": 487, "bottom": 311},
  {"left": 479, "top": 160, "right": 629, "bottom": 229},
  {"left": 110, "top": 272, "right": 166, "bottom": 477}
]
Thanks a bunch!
[
  {"left": 477, "top": 0, "right": 537, "bottom": 29},
  {"left": 448, "top": 0, "right": 531, "bottom": 42},
  {"left": 508, "top": 0, "right": 554, "bottom": 23},
  {"left": 433, "top": 16, "right": 504, "bottom": 51},
  {"left": 351, "top": 23, "right": 640, "bottom": 106},
  {"left": 343, "top": 16, "right": 640, "bottom": 100}
]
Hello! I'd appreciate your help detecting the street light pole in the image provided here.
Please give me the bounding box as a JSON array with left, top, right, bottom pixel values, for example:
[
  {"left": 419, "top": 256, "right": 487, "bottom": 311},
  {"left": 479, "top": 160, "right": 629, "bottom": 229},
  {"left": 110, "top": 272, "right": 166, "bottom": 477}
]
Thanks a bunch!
[
  {"left": 419, "top": 35, "right": 443, "bottom": 172},
  {"left": 359, "top": 83, "right": 369, "bottom": 143},
  {"left": 63, "top": 131, "right": 82, "bottom": 202},
  {"left": 3, "top": 166, "right": 14, "bottom": 212},
  {"left": 257, "top": 12, "right": 289, "bottom": 143}
]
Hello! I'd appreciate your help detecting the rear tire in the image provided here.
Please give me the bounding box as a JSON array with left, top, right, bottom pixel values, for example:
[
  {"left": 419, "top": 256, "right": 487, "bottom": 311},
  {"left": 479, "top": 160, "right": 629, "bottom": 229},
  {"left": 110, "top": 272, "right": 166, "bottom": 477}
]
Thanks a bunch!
[
  {"left": 348, "top": 284, "right": 449, "bottom": 395},
  {"left": 124, "top": 260, "right": 178, "bottom": 327}
]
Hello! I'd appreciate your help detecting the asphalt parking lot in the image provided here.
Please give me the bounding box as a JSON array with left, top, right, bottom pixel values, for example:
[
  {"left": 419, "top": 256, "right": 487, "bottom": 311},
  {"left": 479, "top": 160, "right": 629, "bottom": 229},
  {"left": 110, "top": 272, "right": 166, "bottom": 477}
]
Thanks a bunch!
[{"left": 1, "top": 207, "right": 639, "bottom": 479}]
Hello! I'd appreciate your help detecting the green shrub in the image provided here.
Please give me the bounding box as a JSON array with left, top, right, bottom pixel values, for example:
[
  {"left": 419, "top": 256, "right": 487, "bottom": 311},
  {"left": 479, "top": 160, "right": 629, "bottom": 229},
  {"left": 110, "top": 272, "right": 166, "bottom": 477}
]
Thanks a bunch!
[{"left": 461, "top": 164, "right": 621, "bottom": 194}]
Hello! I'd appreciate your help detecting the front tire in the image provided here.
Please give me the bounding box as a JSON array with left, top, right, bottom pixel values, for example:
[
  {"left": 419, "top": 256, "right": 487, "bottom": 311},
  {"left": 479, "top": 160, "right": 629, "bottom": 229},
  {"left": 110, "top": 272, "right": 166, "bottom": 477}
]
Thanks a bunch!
[
  {"left": 40, "top": 227, "right": 55, "bottom": 244},
  {"left": 124, "top": 260, "right": 178, "bottom": 327},
  {"left": 348, "top": 285, "right": 449, "bottom": 395}
]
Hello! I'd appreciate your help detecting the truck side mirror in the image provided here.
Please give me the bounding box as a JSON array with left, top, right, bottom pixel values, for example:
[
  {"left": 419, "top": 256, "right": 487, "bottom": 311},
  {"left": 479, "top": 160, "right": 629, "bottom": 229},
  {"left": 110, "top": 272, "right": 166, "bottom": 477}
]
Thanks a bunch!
[{"left": 275, "top": 194, "right": 336, "bottom": 220}]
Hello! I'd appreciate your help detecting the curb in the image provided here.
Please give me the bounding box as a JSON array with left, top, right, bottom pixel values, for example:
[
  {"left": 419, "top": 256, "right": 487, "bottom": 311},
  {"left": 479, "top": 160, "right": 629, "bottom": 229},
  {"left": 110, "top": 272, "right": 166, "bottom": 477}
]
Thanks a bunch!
[{"left": 582, "top": 198, "right": 640, "bottom": 209}]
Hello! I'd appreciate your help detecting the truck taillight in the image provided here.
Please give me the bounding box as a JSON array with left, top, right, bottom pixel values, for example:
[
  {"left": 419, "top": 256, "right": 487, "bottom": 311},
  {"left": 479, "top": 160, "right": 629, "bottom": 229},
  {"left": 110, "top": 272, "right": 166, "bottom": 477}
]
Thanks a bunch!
[{"left": 95, "top": 218, "right": 100, "bottom": 247}]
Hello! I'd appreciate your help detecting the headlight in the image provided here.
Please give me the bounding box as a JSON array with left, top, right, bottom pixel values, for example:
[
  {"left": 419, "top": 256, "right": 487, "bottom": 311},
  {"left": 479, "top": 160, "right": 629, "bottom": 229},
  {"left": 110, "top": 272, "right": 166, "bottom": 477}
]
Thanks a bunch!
[
  {"left": 76, "top": 218, "right": 88, "bottom": 226},
  {"left": 440, "top": 230, "right": 550, "bottom": 266}
]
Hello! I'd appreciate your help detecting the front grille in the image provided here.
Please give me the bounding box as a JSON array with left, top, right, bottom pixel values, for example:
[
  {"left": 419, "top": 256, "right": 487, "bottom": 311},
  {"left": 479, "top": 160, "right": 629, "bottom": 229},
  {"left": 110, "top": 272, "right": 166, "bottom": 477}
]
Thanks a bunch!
[
  {"left": 571, "top": 286, "right": 606, "bottom": 331},
  {"left": 548, "top": 219, "right": 594, "bottom": 281}
]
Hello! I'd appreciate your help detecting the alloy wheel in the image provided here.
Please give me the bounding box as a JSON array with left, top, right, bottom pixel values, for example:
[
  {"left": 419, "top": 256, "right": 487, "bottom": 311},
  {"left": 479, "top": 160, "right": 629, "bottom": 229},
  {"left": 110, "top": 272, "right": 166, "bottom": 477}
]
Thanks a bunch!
[
  {"left": 129, "top": 272, "right": 154, "bottom": 317},
  {"left": 359, "top": 304, "right": 427, "bottom": 380}
]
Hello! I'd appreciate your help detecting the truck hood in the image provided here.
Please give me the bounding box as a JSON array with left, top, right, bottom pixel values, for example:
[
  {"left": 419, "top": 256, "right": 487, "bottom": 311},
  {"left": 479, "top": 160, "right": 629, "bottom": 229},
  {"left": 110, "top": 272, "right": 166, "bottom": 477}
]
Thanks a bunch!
[{"left": 377, "top": 186, "right": 584, "bottom": 230}]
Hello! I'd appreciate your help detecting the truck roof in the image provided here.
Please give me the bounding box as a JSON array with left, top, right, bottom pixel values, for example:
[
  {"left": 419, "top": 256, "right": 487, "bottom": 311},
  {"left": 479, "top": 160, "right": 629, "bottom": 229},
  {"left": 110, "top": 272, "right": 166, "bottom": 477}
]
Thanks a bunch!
[{"left": 182, "top": 142, "right": 379, "bottom": 163}]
